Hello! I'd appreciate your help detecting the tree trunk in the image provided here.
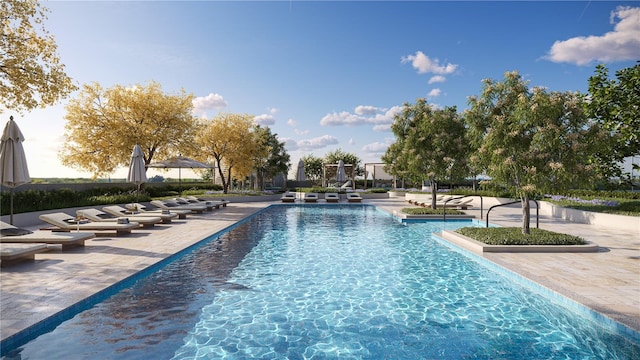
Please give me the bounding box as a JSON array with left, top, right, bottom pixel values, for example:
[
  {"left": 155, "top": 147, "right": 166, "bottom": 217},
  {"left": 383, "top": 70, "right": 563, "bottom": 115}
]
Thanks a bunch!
[
  {"left": 521, "top": 195, "right": 531, "bottom": 234},
  {"left": 430, "top": 180, "right": 438, "bottom": 209}
]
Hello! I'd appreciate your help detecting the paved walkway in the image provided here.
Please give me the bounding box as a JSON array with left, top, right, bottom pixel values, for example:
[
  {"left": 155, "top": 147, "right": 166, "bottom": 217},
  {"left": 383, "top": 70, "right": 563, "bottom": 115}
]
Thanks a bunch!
[{"left": 1, "top": 198, "right": 639, "bottom": 349}]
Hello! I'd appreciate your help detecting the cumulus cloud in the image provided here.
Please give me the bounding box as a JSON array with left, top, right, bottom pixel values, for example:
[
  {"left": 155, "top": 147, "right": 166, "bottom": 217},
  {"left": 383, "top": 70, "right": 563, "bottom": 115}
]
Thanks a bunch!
[
  {"left": 192, "top": 93, "right": 227, "bottom": 116},
  {"left": 287, "top": 118, "right": 297, "bottom": 127},
  {"left": 546, "top": 6, "right": 640, "bottom": 65},
  {"left": 427, "top": 88, "right": 442, "bottom": 98},
  {"left": 294, "top": 128, "right": 310, "bottom": 135},
  {"left": 320, "top": 105, "right": 402, "bottom": 129},
  {"left": 401, "top": 51, "right": 458, "bottom": 75},
  {"left": 254, "top": 113, "right": 275, "bottom": 126},
  {"left": 428, "top": 75, "right": 447, "bottom": 84},
  {"left": 373, "top": 124, "right": 391, "bottom": 132},
  {"left": 282, "top": 135, "right": 340, "bottom": 151},
  {"left": 362, "top": 141, "right": 390, "bottom": 153}
]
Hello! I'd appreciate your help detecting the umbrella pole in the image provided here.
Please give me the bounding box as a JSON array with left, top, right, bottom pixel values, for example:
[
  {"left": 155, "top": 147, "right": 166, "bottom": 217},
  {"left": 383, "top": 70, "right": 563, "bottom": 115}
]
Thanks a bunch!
[
  {"left": 9, "top": 189, "right": 14, "bottom": 225},
  {"left": 179, "top": 167, "right": 182, "bottom": 195}
]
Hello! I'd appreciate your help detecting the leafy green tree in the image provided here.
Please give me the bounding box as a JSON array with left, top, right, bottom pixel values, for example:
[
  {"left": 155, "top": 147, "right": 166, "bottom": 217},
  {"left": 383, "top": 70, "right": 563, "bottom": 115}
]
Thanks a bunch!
[
  {"left": 253, "top": 125, "right": 290, "bottom": 190},
  {"left": 466, "top": 71, "right": 605, "bottom": 234},
  {"left": 585, "top": 63, "right": 640, "bottom": 178},
  {"left": 324, "top": 148, "right": 363, "bottom": 186},
  {"left": 300, "top": 154, "right": 324, "bottom": 185},
  {"left": 60, "top": 81, "right": 197, "bottom": 178},
  {"left": 383, "top": 98, "right": 469, "bottom": 208},
  {"left": 1, "top": 0, "right": 77, "bottom": 113}
]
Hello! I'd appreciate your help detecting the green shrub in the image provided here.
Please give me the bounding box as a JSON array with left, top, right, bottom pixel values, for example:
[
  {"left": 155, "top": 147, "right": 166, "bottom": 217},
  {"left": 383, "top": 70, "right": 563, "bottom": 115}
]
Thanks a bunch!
[
  {"left": 402, "top": 207, "right": 465, "bottom": 215},
  {"left": 456, "top": 227, "right": 586, "bottom": 245}
]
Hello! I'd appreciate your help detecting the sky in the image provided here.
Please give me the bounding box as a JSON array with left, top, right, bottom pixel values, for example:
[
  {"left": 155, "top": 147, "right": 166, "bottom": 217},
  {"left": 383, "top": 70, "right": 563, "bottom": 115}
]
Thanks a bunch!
[{"left": 4, "top": 1, "right": 640, "bottom": 180}]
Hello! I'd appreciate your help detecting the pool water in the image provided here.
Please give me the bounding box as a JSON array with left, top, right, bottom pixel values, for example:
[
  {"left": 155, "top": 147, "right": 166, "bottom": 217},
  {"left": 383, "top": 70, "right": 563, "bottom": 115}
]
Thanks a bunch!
[{"left": 3, "top": 205, "right": 638, "bottom": 359}]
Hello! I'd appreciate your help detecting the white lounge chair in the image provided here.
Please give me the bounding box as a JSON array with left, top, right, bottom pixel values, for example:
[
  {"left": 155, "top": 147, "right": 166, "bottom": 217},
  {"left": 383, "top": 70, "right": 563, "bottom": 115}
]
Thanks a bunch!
[
  {"left": 150, "top": 200, "right": 207, "bottom": 213},
  {"left": 127, "top": 203, "right": 191, "bottom": 219},
  {"left": 281, "top": 192, "right": 296, "bottom": 203},
  {"left": 325, "top": 193, "right": 340, "bottom": 203},
  {"left": 102, "top": 205, "right": 178, "bottom": 224},
  {"left": 76, "top": 208, "right": 163, "bottom": 228},
  {"left": 184, "top": 196, "right": 230, "bottom": 207},
  {"left": 1, "top": 243, "right": 49, "bottom": 266},
  {"left": 304, "top": 193, "right": 318, "bottom": 203},
  {"left": 39, "top": 212, "right": 139, "bottom": 236},
  {"left": 0, "top": 221, "right": 94, "bottom": 249},
  {"left": 347, "top": 193, "right": 363, "bottom": 203}
]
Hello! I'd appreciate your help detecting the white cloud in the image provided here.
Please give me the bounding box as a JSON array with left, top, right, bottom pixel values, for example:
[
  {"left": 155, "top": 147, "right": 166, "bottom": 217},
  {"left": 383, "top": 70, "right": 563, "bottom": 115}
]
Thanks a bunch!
[
  {"left": 287, "top": 118, "right": 297, "bottom": 127},
  {"left": 546, "top": 6, "right": 640, "bottom": 65},
  {"left": 401, "top": 51, "right": 458, "bottom": 75},
  {"left": 349, "top": 138, "right": 355, "bottom": 145},
  {"left": 428, "top": 75, "right": 447, "bottom": 84},
  {"left": 362, "top": 141, "right": 389, "bottom": 153},
  {"left": 373, "top": 124, "right": 391, "bottom": 132},
  {"left": 294, "top": 128, "right": 310, "bottom": 135},
  {"left": 192, "top": 93, "right": 227, "bottom": 116},
  {"left": 281, "top": 135, "right": 339, "bottom": 151},
  {"left": 320, "top": 105, "right": 402, "bottom": 128},
  {"left": 427, "top": 88, "right": 442, "bottom": 98},
  {"left": 268, "top": 107, "right": 279, "bottom": 115},
  {"left": 354, "top": 105, "right": 379, "bottom": 115},
  {"left": 254, "top": 113, "right": 275, "bottom": 126}
]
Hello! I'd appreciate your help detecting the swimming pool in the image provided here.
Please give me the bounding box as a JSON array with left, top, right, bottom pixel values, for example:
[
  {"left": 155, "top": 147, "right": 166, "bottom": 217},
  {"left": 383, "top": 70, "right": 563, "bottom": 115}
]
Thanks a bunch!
[{"left": 2, "top": 205, "right": 638, "bottom": 359}]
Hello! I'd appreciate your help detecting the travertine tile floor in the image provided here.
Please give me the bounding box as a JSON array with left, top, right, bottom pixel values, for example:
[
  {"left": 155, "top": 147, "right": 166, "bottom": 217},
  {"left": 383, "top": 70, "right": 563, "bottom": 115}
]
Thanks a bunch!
[{"left": 1, "top": 199, "right": 638, "bottom": 346}]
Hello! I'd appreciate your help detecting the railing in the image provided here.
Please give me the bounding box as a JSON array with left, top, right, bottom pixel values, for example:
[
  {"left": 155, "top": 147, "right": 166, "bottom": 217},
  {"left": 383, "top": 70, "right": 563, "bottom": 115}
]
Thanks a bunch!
[
  {"left": 485, "top": 199, "right": 539, "bottom": 228},
  {"left": 442, "top": 195, "right": 483, "bottom": 222}
]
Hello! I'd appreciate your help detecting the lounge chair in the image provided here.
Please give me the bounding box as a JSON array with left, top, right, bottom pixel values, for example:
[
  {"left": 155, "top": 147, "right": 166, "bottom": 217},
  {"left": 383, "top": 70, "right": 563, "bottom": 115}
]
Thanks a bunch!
[
  {"left": 39, "top": 212, "right": 139, "bottom": 236},
  {"left": 439, "top": 198, "right": 474, "bottom": 209},
  {"left": 184, "top": 196, "right": 230, "bottom": 207},
  {"left": 150, "top": 200, "right": 207, "bottom": 213},
  {"left": 325, "top": 193, "right": 340, "bottom": 203},
  {"left": 127, "top": 203, "right": 191, "bottom": 219},
  {"left": 102, "top": 205, "right": 178, "bottom": 224},
  {"left": 280, "top": 192, "right": 296, "bottom": 203},
  {"left": 347, "top": 193, "right": 363, "bottom": 203},
  {"left": 304, "top": 193, "right": 318, "bottom": 203},
  {"left": 1, "top": 243, "right": 48, "bottom": 266},
  {"left": 170, "top": 198, "right": 217, "bottom": 211},
  {"left": 0, "top": 221, "right": 94, "bottom": 249},
  {"left": 76, "top": 208, "right": 163, "bottom": 228}
]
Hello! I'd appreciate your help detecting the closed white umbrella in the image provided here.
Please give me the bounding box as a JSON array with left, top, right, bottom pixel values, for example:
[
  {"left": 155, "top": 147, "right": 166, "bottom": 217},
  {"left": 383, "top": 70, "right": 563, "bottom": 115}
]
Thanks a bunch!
[
  {"left": 0, "top": 116, "right": 31, "bottom": 224},
  {"left": 336, "top": 160, "right": 346, "bottom": 183},
  {"left": 127, "top": 144, "right": 147, "bottom": 201},
  {"left": 296, "top": 159, "right": 306, "bottom": 181}
]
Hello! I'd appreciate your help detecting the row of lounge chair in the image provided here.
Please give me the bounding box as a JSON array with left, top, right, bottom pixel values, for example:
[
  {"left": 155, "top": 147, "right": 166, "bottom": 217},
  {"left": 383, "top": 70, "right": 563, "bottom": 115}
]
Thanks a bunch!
[
  {"left": 408, "top": 196, "right": 474, "bottom": 209},
  {"left": 0, "top": 197, "right": 229, "bottom": 266},
  {"left": 280, "top": 192, "right": 363, "bottom": 203}
]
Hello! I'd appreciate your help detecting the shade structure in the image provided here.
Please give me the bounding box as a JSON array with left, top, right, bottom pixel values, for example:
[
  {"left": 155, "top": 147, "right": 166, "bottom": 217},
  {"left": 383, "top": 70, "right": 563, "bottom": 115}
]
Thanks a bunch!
[
  {"left": 127, "top": 144, "right": 147, "bottom": 201},
  {"left": 296, "top": 159, "right": 306, "bottom": 182},
  {"left": 0, "top": 116, "right": 31, "bottom": 224},
  {"left": 336, "top": 160, "right": 346, "bottom": 183},
  {"left": 147, "top": 156, "right": 212, "bottom": 194}
]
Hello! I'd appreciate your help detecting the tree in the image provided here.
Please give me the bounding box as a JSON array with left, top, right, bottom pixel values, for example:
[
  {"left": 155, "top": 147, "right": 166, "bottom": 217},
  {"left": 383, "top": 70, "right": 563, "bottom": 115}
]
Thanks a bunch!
[
  {"left": 300, "top": 154, "right": 324, "bottom": 186},
  {"left": 585, "top": 63, "right": 640, "bottom": 178},
  {"left": 1, "top": 0, "right": 77, "bottom": 113},
  {"left": 383, "top": 99, "right": 469, "bottom": 209},
  {"left": 324, "top": 148, "right": 363, "bottom": 186},
  {"left": 466, "top": 71, "right": 605, "bottom": 234},
  {"left": 59, "top": 81, "right": 197, "bottom": 178},
  {"left": 195, "top": 113, "right": 255, "bottom": 193},
  {"left": 252, "top": 125, "right": 290, "bottom": 190}
]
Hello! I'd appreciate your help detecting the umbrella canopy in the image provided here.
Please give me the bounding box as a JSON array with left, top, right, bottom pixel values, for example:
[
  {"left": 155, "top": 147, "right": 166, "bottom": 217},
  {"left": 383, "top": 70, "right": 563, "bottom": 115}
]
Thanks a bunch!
[
  {"left": 0, "top": 116, "right": 31, "bottom": 224},
  {"left": 296, "top": 159, "right": 306, "bottom": 182},
  {"left": 127, "top": 144, "right": 147, "bottom": 186},
  {"left": 147, "top": 156, "right": 212, "bottom": 194},
  {"left": 336, "top": 160, "right": 346, "bottom": 183}
]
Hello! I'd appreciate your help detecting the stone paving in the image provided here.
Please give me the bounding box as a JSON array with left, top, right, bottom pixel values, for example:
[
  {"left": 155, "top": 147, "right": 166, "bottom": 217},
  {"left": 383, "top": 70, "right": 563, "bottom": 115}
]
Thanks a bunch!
[{"left": 1, "top": 198, "right": 639, "bottom": 349}]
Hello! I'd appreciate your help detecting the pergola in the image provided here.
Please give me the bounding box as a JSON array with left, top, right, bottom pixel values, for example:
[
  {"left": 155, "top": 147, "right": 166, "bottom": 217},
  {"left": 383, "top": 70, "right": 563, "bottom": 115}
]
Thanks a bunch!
[{"left": 322, "top": 163, "right": 355, "bottom": 189}]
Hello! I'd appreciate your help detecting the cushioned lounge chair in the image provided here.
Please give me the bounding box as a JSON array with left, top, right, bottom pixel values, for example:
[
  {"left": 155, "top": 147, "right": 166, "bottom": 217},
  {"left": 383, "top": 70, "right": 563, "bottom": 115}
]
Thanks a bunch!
[
  {"left": 280, "top": 192, "right": 296, "bottom": 203},
  {"left": 76, "top": 208, "right": 163, "bottom": 228},
  {"left": 184, "top": 196, "right": 230, "bottom": 207},
  {"left": 325, "top": 193, "right": 340, "bottom": 203},
  {"left": 102, "top": 205, "right": 178, "bottom": 224},
  {"left": 304, "top": 193, "right": 318, "bottom": 203},
  {"left": 127, "top": 203, "right": 191, "bottom": 219},
  {"left": 150, "top": 200, "right": 207, "bottom": 213},
  {"left": 347, "top": 193, "right": 363, "bottom": 203},
  {"left": 0, "top": 221, "right": 94, "bottom": 249},
  {"left": 1, "top": 243, "right": 48, "bottom": 266},
  {"left": 39, "top": 212, "right": 139, "bottom": 236}
]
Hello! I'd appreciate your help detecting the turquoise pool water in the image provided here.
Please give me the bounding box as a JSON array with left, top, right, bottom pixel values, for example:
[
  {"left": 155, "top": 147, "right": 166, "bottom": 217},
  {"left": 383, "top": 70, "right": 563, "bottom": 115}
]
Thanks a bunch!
[{"left": 3, "top": 205, "right": 638, "bottom": 359}]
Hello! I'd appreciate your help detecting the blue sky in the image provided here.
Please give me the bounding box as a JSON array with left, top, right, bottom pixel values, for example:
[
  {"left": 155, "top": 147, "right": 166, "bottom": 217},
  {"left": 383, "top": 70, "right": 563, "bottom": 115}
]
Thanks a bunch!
[{"left": 7, "top": 1, "right": 640, "bottom": 179}]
